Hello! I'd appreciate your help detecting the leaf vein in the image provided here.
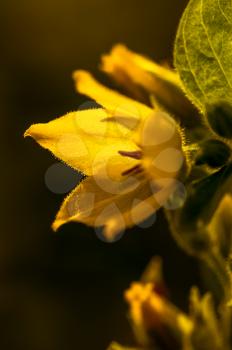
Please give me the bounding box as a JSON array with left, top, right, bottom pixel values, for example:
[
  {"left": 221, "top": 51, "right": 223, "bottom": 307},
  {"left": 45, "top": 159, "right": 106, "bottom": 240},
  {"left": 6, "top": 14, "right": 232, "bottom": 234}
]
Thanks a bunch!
[
  {"left": 200, "top": 0, "right": 232, "bottom": 88},
  {"left": 217, "top": 0, "right": 231, "bottom": 24}
]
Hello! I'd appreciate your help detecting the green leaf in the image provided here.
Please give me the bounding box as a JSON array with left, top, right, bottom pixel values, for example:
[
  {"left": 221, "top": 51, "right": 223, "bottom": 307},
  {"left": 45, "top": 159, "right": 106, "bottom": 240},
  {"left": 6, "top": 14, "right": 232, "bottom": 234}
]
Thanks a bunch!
[
  {"left": 166, "top": 163, "right": 232, "bottom": 256},
  {"left": 195, "top": 139, "right": 231, "bottom": 168},
  {"left": 206, "top": 101, "right": 232, "bottom": 139},
  {"left": 174, "top": 0, "right": 232, "bottom": 112},
  {"left": 179, "top": 163, "right": 232, "bottom": 230},
  {"left": 207, "top": 194, "right": 232, "bottom": 258}
]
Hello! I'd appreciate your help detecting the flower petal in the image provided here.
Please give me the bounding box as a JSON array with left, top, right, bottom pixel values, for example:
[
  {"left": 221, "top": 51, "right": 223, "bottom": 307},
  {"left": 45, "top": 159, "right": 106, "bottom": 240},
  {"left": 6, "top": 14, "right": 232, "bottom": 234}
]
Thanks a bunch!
[
  {"left": 52, "top": 166, "right": 166, "bottom": 240},
  {"left": 25, "top": 108, "right": 138, "bottom": 175},
  {"left": 101, "top": 44, "right": 195, "bottom": 120},
  {"left": 138, "top": 111, "right": 185, "bottom": 180},
  {"left": 73, "top": 70, "right": 151, "bottom": 122},
  {"left": 102, "top": 44, "right": 180, "bottom": 87}
]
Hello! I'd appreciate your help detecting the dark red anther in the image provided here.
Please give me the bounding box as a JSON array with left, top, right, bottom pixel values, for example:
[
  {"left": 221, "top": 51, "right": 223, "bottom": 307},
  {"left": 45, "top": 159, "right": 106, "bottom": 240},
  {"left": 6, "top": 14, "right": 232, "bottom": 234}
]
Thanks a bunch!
[
  {"left": 118, "top": 150, "right": 142, "bottom": 160},
  {"left": 122, "top": 164, "right": 143, "bottom": 176}
]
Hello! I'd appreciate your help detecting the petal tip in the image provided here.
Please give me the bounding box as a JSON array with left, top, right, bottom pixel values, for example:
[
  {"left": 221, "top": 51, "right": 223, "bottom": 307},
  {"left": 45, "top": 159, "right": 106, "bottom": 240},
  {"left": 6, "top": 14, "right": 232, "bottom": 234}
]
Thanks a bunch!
[
  {"left": 24, "top": 125, "right": 35, "bottom": 139},
  {"left": 52, "top": 219, "right": 63, "bottom": 232},
  {"left": 23, "top": 124, "right": 43, "bottom": 141},
  {"left": 110, "top": 43, "right": 128, "bottom": 54},
  {"left": 101, "top": 44, "right": 129, "bottom": 72},
  {"left": 72, "top": 69, "right": 90, "bottom": 84},
  {"left": 72, "top": 70, "right": 95, "bottom": 96},
  {"left": 24, "top": 129, "right": 30, "bottom": 138}
]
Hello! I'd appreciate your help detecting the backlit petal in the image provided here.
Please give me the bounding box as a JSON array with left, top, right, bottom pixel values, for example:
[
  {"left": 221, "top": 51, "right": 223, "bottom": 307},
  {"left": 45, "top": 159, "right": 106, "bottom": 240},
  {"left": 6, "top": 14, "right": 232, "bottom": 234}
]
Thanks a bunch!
[
  {"left": 52, "top": 167, "right": 166, "bottom": 240},
  {"left": 138, "top": 111, "right": 184, "bottom": 180},
  {"left": 25, "top": 108, "right": 138, "bottom": 175},
  {"left": 73, "top": 70, "right": 151, "bottom": 122},
  {"left": 101, "top": 44, "right": 194, "bottom": 120},
  {"left": 102, "top": 44, "right": 180, "bottom": 87}
]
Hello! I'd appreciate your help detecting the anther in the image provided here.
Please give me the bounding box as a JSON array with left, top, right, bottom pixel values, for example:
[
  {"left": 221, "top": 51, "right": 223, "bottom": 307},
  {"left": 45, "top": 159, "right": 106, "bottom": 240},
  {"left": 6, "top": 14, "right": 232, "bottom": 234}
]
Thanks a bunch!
[
  {"left": 118, "top": 150, "right": 142, "bottom": 160},
  {"left": 122, "top": 164, "right": 143, "bottom": 176}
]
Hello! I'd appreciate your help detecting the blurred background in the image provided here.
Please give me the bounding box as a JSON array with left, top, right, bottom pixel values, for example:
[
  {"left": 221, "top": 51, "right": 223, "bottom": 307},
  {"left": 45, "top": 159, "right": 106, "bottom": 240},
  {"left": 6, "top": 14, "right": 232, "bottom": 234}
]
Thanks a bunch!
[{"left": 1, "top": 0, "right": 200, "bottom": 349}]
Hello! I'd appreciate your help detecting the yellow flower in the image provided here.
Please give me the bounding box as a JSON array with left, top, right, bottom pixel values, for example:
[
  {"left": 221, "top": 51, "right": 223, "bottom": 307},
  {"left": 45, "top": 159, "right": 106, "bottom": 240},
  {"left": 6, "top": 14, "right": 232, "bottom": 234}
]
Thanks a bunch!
[
  {"left": 25, "top": 50, "right": 185, "bottom": 240},
  {"left": 125, "top": 282, "right": 193, "bottom": 347}
]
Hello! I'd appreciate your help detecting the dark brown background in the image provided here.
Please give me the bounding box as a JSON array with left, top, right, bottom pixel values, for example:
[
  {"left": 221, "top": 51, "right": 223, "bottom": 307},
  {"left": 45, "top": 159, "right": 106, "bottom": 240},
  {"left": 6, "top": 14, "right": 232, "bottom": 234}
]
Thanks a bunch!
[{"left": 1, "top": 1, "right": 199, "bottom": 349}]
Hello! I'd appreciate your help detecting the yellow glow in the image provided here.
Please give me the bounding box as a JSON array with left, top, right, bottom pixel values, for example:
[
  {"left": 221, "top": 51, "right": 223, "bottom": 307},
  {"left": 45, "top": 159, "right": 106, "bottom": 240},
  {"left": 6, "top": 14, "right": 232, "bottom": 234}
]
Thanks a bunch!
[{"left": 25, "top": 48, "right": 185, "bottom": 239}]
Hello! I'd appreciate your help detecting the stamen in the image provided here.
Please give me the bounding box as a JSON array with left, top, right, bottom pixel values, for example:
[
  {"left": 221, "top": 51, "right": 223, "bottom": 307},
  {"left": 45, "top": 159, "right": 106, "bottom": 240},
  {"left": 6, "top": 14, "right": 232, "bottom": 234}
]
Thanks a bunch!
[
  {"left": 118, "top": 150, "right": 142, "bottom": 160},
  {"left": 122, "top": 164, "right": 143, "bottom": 176}
]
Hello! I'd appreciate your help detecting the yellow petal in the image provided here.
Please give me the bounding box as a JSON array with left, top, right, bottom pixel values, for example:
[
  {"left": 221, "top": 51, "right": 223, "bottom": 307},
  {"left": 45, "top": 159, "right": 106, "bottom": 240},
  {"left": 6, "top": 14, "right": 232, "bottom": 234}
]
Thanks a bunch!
[
  {"left": 52, "top": 164, "right": 166, "bottom": 239},
  {"left": 101, "top": 44, "right": 194, "bottom": 119},
  {"left": 25, "top": 108, "right": 138, "bottom": 175},
  {"left": 139, "top": 111, "right": 184, "bottom": 180},
  {"left": 102, "top": 44, "right": 180, "bottom": 87},
  {"left": 73, "top": 70, "right": 151, "bottom": 123}
]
